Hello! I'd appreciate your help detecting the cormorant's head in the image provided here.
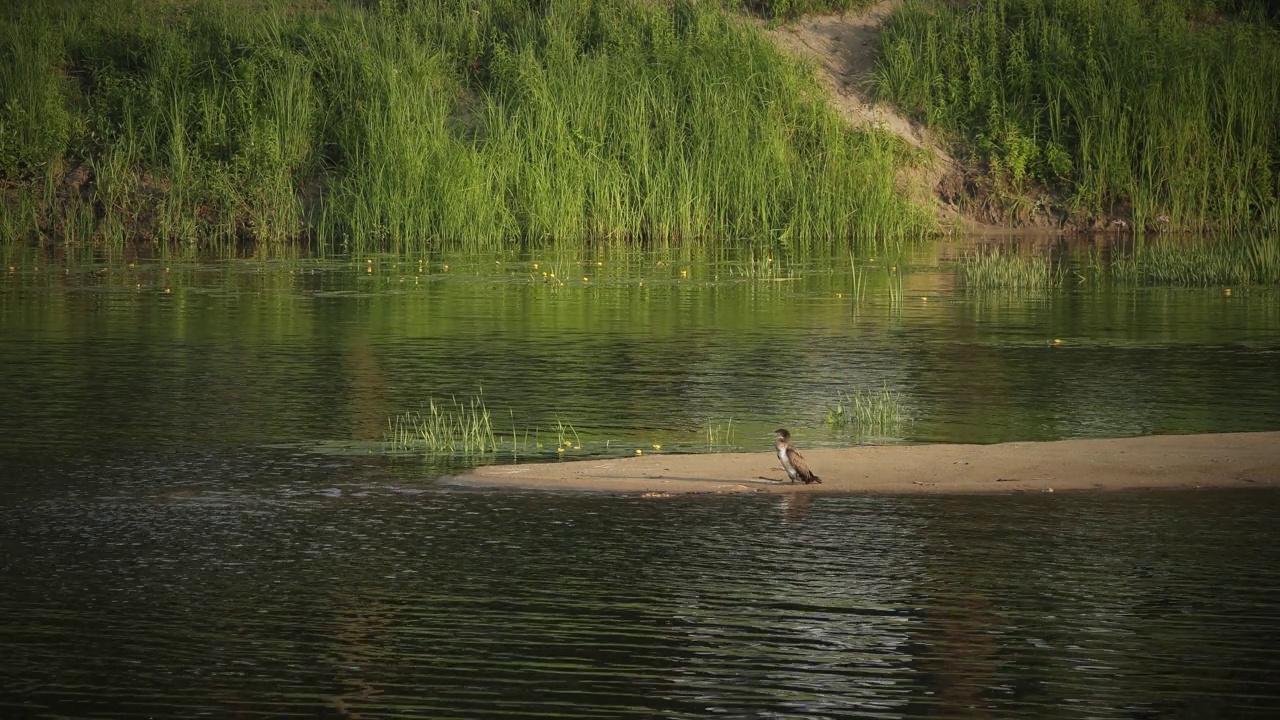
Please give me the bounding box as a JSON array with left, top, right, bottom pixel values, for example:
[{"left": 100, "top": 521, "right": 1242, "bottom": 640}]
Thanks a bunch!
[{"left": 773, "top": 428, "right": 791, "bottom": 442}]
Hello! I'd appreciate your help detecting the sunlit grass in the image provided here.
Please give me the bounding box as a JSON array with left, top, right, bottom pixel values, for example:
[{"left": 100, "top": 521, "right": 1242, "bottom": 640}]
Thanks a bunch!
[
  {"left": 1111, "top": 233, "right": 1280, "bottom": 286},
  {"left": 1, "top": 0, "right": 932, "bottom": 253},
  {"left": 825, "top": 383, "right": 909, "bottom": 439},
  {"left": 742, "top": 0, "right": 878, "bottom": 21},
  {"left": 386, "top": 395, "right": 497, "bottom": 455},
  {"left": 877, "top": 0, "right": 1280, "bottom": 229},
  {"left": 706, "top": 418, "right": 737, "bottom": 450},
  {"left": 957, "top": 248, "right": 1063, "bottom": 289}
]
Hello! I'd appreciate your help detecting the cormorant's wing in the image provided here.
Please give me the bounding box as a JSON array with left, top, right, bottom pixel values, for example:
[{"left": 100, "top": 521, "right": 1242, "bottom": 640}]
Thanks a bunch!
[{"left": 787, "top": 447, "right": 819, "bottom": 483}]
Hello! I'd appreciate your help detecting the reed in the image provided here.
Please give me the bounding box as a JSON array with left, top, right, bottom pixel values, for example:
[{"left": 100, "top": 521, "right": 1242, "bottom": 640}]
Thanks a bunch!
[
  {"left": 825, "top": 383, "right": 909, "bottom": 439},
  {"left": 1, "top": 0, "right": 932, "bottom": 253},
  {"left": 386, "top": 395, "right": 498, "bottom": 455},
  {"left": 706, "top": 418, "right": 737, "bottom": 450},
  {"left": 1111, "top": 232, "right": 1280, "bottom": 286},
  {"left": 877, "top": 0, "right": 1280, "bottom": 230},
  {"left": 957, "top": 247, "right": 1063, "bottom": 289}
]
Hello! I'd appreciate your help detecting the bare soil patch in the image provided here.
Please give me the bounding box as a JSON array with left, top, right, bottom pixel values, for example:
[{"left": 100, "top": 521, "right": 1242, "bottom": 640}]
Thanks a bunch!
[
  {"left": 760, "top": 2, "right": 961, "bottom": 216},
  {"left": 451, "top": 432, "right": 1280, "bottom": 495}
]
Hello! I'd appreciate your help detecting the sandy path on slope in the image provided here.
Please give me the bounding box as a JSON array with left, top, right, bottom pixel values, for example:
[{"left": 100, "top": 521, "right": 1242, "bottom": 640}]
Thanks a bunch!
[{"left": 451, "top": 432, "right": 1280, "bottom": 495}]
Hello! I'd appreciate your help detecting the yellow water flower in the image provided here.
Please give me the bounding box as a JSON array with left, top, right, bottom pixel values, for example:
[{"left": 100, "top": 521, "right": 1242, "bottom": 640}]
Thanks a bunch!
[
  {"left": 557, "top": 446, "right": 565, "bottom": 453},
  {"left": 635, "top": 449, "right": 643, "bottom": 455},
  {"left": 652, "top": 444, "right": 662, "bottom": 450}
]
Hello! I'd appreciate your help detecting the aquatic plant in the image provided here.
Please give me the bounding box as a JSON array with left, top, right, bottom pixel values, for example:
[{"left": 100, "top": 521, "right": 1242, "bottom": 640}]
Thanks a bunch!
[
  {"left": 957, "top": 247, "right": 1064, "bottom": 289},
  {"left": 825, "top": 383, "right": 909, "bottom": 438},
  {"left": 1111, "top": 232, "right": 1280, "bottom": 286},
  {"left": 387, "top": 395, "right": 497, "bottom": 455},
  {"left": 706, "top": 418, "right": 737, "bottom": 450},
  {"left": 0, "top": 0, "right": 932, "bottom": 253},
  {"left": 877, "top": 0, "right": 1280, "bottom": 229}
]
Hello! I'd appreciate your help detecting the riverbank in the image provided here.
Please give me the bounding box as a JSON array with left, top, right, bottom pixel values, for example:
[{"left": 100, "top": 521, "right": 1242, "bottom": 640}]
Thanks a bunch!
[
  {"left": 0, "top": 0, "right": 930, "bottom": 253},
  {"left": 5, "top": 0, "right": 1277, "bottom": 253},
  {"left": 452, "top": 431, "right": 1280, "bottom": 495}
]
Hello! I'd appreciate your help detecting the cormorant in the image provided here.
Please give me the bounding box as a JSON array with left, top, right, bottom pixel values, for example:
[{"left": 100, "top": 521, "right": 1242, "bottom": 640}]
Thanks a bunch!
[{"left": 774, "top": 428, "right": 820, "bottom": 484}]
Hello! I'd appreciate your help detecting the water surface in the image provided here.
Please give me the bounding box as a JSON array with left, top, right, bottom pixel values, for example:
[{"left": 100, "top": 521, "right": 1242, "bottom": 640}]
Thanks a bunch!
[{"left": 2, "top": 246, "right": 1279, "bottom": 717}]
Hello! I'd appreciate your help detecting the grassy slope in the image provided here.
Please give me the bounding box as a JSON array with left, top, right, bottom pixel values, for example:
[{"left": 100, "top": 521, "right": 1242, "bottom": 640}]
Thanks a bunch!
[
  {"left": 0, "top": 0, "right": 932, "bottom": 253},
  {"left": 876, "top": 0, "right": 1280, "bottom": 232}
]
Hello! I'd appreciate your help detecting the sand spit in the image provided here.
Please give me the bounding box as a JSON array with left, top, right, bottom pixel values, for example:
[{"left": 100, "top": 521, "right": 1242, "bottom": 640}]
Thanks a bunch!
[{"left": 451, "top": 432, "right": 1280, "bottom": 496}]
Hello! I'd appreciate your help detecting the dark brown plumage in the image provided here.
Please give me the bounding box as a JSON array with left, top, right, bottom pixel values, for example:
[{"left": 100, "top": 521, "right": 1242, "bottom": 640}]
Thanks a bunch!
[{"left": 774, "top": 428, "right": 820, "bottom": 484}]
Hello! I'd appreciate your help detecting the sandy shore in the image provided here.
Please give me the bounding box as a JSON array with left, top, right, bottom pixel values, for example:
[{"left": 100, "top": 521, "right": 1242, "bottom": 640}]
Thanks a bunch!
[{"left": 451, "top": 432, "right": 1280, "bottom": 495}]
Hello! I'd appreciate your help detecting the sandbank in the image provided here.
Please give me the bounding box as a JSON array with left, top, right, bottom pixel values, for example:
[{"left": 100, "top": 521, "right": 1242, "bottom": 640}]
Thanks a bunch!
[{"left": 451, "top": 431, "right": 1280, "bottom": 495}]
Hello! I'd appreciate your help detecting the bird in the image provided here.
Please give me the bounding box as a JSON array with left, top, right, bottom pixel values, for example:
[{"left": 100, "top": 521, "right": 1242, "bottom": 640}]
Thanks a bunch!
[{"left": 774, "top": 428, "right": 820, "bottom": 484}]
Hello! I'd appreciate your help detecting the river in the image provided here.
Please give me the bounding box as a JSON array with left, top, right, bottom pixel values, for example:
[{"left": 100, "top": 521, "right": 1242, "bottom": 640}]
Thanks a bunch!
[{"left": 2, "top": 244, "right": 1279, "bottom": 717}]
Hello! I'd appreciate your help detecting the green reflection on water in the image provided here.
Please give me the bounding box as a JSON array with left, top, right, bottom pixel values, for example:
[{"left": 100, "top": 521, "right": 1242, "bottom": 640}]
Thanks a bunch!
[{"left": 2, "top": 244, "right": 1278, "bottom": 472}]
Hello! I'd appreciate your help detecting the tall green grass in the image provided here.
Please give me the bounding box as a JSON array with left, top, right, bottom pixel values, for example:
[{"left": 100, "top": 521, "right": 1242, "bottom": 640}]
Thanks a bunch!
[
  {"left": 877, "top": 0, "right": 1280, "bottom": 230},
  {"left": 740, "top": 0, "right": 877, "bottom": 21},
  {"left": 0, "top": 0, "right": 932, "bottom": 253}
]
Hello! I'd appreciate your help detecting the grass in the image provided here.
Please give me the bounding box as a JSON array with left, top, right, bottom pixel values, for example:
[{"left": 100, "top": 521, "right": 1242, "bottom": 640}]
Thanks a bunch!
[
  {"left": 1111, "top": 231, "right": 1280, "bottom": 285},
  {"left": 0, "top": 0, "right": 932, "bottom": 254},
  {"left": 387, "top": 396, "right": 498, "bottom": 455},
  {"left": 877, "top": 0, "right": 1280, "bottom": 230},
  {"left": 706, "top": 418, "right": 737, "bottom": 450},
  {"left": 957, "top": 247, "right": 1063, "bottom": 289},
  {"left": 741, "top": 0, "right": 878, "bottom": 21},
  {"left": 825, "top": 383, "right": 909, "bottom": 439}
]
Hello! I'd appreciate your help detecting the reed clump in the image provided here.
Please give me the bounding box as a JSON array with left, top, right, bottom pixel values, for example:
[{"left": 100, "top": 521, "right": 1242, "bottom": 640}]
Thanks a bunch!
[
  {"left": 957, "top": 247, "right": 1063, "bottom": 289},
  {"left": 0, "top": 0, "right": 931, "bottom": 253},
  {"left": 1111, "top": 232, "right": 1280, "bottom": 286},
  {"left": 825, "top": 383, "right": 909, "bottom": 439},
  {"left": 387, "top": 396, "right": 498, "bottom": 455},
  {"left": 877, "top": 0, "right": 1280, "bottom": 230}
]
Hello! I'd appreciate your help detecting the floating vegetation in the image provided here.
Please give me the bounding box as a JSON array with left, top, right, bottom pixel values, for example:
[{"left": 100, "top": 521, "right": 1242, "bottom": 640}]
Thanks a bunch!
[
  {"left": 957, "top": 248, "right": 1063, "bottom": 289},
  {"left": 386, "top": 396, "right": 497, "bottom": 455},
  {"left": 826, "top": 384, "right": 910, "bottom": 439}
]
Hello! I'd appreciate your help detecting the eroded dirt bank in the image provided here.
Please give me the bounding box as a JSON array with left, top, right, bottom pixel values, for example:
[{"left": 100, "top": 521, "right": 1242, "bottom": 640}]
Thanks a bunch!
[
  {"left": 451, "top": 432, "right": 1280, "bottom": 495},
  {"left": 760, "top": 1, "right": 961, "bottom": 221}
]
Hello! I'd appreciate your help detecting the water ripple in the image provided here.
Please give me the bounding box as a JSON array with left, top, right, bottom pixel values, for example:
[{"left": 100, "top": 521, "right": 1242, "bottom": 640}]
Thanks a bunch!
[{"left": 3, "top": 483, "right": 1279, "bottom": 718}]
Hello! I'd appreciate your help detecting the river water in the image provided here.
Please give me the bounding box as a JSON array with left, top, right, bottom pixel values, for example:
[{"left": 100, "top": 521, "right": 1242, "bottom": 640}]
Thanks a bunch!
[{"left": 2, "top": 246, "right": 1279, "bottom": 717}]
